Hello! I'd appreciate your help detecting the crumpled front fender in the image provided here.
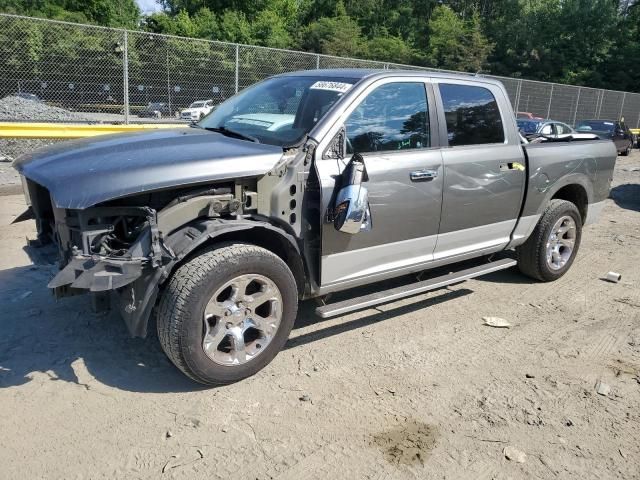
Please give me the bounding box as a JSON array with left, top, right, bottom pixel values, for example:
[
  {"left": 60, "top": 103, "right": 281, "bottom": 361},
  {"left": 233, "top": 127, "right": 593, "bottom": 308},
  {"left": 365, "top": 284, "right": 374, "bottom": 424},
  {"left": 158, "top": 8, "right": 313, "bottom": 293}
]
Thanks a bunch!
[{"left": 116, "top": 218, "right": 301, "bottom": 338}]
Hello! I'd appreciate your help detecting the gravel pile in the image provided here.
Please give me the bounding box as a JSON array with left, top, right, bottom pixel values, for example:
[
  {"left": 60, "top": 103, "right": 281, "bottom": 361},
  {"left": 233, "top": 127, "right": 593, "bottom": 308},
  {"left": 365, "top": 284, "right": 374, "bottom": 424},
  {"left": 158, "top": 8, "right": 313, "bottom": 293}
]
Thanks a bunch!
[
  {"left": 0, "top": 95, "right": 84, "bottom": 167},
  {"left": 0, "top": 95, "right": 90, "bottom": 122},
  {"left": 0, "top": 138, "right": 63, "bottom": 164}
]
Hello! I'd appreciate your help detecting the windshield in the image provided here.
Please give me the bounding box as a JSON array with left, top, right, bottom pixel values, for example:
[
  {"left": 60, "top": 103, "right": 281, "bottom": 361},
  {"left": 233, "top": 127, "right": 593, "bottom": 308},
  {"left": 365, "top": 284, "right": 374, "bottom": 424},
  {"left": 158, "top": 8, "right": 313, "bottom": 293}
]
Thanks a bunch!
[
  {"left": 576, "top": 120, "right": 615, "bottom": 132},
  {"left": 190, "top": 101, "right": 206, "bottom": 108},
  {"left": 198, "top": 76, "right": 358, "bottom": 147},
  {"left": 517, "top": 119, "right": 542, "bottom": 134}
]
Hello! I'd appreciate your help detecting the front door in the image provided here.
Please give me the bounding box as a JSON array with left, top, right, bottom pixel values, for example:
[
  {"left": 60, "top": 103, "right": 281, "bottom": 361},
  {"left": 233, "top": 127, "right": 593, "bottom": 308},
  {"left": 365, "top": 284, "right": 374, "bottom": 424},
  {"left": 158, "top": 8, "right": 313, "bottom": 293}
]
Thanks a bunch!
[
  {"left": 433, "top": 81, "right": 527, "bottom": 259},
  {"left": 316, "top": 80, "right": 444, "bottom": 288}
]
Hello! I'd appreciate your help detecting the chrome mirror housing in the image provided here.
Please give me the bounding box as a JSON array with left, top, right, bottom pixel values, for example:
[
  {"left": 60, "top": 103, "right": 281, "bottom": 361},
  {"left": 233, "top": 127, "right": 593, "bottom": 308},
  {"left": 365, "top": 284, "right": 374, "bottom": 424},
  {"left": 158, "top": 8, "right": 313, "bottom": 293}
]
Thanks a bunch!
[
  {"left": 333, "top": 184, "right": 371, "bottom": 234},
  {"left": 333, "top": 153, "right": 371, "bottom": 234}
]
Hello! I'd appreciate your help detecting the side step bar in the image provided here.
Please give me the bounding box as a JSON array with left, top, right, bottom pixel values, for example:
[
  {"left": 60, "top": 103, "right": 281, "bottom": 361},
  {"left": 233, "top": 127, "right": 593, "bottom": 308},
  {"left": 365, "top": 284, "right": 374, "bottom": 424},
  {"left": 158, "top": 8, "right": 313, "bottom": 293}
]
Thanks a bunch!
[{"left": 315, "top": 258, "right": 517, "bottom": 319}]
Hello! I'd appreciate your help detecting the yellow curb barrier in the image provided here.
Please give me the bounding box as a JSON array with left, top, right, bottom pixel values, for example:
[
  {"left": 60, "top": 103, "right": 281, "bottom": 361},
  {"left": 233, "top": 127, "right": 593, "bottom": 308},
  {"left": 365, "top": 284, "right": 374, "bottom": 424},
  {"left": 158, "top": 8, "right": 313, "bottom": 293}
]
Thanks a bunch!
[{"left": 0, "top": 122, "right": 188, "bottom": 139}]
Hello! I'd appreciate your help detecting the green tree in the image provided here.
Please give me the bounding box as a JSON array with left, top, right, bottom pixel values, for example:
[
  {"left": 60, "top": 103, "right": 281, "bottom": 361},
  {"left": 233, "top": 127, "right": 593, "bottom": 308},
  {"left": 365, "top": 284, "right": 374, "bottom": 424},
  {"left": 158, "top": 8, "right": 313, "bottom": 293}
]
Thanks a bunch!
[
  {"left": 425, "top": 5, "right": 492, "bottom": 72},
  {"left": 251, "top": 9, "right": 292, "bottom": 48},
  {"left": 0, "top": 0, "right": 140, "bottom": 27},
  {"left": 299, "top": 2, "right": 366, "bottom": 57},
  {"left": 216, "top": 10, "right": 253, "bottom": 43},
  {"left": 367, "top": 33, "right": 413, "bottom": 64}
]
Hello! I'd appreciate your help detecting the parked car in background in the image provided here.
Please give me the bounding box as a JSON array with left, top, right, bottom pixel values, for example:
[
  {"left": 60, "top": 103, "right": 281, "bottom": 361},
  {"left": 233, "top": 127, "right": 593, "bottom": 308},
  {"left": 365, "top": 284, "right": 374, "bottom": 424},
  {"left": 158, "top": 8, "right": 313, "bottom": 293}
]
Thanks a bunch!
[
  {"left": 180, "top": 100, "right": 216, "bottom": 121},
  {"left": 517, "top": 119, "right": 597, "bottom": 141},
  {"left": 15, "top": 69, "right": 617, "bottom": 385},
  {"left": 517, "top": 111, "right": 544, "bottom": 120},
  {"left": 575, "top": 119, "right": 633, "bottom": 156},
  {"left": 14, "top": 92, "right": 40, "bottom": 102},
  {"left": 631, "top": 128, "right": 639, "bottom": 148},
  {"left": 138, "top": 102, "right": 171, "bottom": 119}
]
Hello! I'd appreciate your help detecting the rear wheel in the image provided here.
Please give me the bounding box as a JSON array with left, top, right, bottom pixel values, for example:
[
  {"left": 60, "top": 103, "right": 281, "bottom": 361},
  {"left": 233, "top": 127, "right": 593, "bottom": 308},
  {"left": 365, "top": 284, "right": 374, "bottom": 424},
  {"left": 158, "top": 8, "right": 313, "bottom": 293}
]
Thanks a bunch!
[
  {"left": 156, "top": 243, "right": 298, "bottom": 385},
  {"left": 517, "top": 200, "right": 582, "bottom": 282}
]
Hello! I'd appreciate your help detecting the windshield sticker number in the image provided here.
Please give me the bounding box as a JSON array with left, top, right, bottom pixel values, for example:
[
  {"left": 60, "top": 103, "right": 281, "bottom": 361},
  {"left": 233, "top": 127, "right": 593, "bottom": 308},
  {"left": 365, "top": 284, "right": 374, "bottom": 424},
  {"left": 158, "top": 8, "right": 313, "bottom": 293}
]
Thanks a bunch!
[{"left": 310, "top": 81, "right": 352, "bottom": 93}]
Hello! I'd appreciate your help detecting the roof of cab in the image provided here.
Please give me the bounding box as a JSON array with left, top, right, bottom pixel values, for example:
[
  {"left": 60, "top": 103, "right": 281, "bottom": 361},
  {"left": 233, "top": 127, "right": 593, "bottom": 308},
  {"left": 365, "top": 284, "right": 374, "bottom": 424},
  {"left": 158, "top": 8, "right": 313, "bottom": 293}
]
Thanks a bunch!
[{"left": 274, "top": 68, "right": 504, "bottom": 86}]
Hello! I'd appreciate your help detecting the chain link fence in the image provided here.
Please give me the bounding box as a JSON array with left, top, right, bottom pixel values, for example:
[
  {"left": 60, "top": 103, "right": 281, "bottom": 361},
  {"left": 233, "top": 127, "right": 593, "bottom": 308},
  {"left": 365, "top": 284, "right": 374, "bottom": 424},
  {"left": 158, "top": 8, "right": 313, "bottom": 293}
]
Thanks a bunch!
[{"left": 1, "top": 13, "right": 639, "bottom": 127}]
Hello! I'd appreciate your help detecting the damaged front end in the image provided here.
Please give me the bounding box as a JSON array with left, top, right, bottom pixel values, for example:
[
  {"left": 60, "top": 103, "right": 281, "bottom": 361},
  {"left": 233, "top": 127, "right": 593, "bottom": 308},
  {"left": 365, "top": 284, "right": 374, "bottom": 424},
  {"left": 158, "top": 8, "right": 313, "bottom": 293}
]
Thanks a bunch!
[
  {"left": 18, "top": 176, "right": 172, "bottom": 336},
  {"left": 47, "top": 206, "right": 164, "bottom": 292},
  {"left": 14, "top": 129, "right": 310, "bottom": 338},
  {"left": 42, "top": 201, "right": 172, "bottom": 336}
]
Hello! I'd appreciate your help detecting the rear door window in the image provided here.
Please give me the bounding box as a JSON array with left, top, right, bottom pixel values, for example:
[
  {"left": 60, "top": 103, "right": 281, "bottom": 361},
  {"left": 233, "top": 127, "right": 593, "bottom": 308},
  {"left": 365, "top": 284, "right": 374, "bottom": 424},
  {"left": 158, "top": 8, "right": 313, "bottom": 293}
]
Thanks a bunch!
[{"left": 438, "top": 84, "right": 505, "bottom": 146}]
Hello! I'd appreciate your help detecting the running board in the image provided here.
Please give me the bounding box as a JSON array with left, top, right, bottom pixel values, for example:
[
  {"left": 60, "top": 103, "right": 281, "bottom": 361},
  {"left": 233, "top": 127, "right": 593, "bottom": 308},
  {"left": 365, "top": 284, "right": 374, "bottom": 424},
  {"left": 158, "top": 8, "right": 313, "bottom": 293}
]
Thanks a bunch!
[{"left": 315, "top": 258, "right": 517, "bottom": 319}]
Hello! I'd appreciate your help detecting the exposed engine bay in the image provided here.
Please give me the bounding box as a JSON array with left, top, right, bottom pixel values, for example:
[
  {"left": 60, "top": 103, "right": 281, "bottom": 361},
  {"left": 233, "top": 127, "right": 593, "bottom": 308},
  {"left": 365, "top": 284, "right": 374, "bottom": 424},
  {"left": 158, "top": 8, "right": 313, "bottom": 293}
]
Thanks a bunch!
[{"left": 18, "top": 143, "right": 311, "bottom": 338}]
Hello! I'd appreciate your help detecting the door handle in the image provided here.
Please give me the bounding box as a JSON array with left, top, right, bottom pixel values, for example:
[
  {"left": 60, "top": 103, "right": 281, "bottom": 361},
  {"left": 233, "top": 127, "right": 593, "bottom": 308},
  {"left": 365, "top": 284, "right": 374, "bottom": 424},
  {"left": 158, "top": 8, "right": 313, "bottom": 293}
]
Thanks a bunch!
[
  {"left": 499, "top": 162, "right": 525, "bottom": 172},
  {"left": 410, "top": 169, "right": 438, "bottom": 181}
]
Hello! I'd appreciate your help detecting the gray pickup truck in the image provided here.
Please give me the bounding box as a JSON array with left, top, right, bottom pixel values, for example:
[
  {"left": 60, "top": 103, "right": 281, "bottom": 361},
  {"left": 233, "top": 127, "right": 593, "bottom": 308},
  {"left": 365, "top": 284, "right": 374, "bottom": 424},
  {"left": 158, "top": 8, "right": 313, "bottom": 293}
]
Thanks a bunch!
[{"left": 14, "top": 69, "right": 616, "bottom": 385}]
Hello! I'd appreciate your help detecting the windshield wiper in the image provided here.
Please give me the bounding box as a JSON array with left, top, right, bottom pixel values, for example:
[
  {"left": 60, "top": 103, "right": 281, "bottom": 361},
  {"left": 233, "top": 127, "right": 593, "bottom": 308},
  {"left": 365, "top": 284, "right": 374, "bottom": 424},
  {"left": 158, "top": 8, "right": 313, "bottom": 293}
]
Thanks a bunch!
[{"left": 203, "top": 126, "right": 260, "bottom": 143}]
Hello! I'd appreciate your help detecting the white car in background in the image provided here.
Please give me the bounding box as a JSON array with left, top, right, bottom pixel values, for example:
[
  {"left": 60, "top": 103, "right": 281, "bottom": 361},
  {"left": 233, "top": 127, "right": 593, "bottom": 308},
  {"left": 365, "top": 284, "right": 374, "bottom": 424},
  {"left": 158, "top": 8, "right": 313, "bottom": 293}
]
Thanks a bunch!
[{"left": 180, "top": 100, "right": 215, "bottom": 121}]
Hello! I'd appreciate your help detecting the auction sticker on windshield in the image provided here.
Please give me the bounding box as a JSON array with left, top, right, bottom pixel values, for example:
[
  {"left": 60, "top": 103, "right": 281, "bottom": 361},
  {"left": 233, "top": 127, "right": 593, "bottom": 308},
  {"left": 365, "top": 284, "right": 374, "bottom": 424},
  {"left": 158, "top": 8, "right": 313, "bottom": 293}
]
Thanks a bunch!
[{"left": 310, "top": 81, "right": 353, "bottom": 93}]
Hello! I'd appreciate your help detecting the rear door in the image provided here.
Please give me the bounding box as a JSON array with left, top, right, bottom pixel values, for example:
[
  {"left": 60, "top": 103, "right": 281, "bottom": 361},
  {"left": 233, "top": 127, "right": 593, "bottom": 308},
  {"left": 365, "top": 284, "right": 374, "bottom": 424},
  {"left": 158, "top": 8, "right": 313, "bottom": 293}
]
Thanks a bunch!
[
  {"left": 432, "top": 81, "right": 527, "bottom": 260},
  {"left": 316, "top": 79, "right": 444, "bottom": 288}
]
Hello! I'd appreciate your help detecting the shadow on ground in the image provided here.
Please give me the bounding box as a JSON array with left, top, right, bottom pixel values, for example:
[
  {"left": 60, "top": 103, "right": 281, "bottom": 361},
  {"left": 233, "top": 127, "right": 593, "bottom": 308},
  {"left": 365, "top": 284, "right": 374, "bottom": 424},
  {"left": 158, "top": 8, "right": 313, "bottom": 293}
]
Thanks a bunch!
[
  {"left": 610, "top": 184, "right": 640, "bottom": 212},
  {"left": 0, "top": 261, "right": 475, "bottom": 393},
  {"left": 0, "top": 264, "right": 204, "bottom": 394}
]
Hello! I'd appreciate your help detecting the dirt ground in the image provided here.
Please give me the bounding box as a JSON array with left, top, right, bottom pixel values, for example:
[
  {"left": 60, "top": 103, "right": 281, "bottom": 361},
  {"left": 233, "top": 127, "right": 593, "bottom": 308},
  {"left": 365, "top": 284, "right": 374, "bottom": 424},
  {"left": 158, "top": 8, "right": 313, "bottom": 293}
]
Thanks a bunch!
[{"left": 0, "top": 152, "right": 639, "bottom": 480}]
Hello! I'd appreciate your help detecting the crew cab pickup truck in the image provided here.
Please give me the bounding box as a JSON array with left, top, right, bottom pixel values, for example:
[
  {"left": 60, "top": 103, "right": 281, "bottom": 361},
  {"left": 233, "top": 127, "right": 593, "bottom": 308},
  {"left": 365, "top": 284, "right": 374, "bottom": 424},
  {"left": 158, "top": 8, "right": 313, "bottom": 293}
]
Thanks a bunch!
[{"left": 14, "top": 70, "right": 617, "bottom": 385}]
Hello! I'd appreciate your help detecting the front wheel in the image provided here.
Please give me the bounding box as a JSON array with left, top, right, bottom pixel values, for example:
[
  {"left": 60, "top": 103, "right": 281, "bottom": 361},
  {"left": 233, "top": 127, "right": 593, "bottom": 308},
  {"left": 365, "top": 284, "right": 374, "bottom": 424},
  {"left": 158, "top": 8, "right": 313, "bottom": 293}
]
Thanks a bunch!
[
  {"left": 516, "top": 199, "right": 582, "bottom": 282},
  {"left": 621, "top": 144, "right": 631, "bottom": 156},
  {"left": 156, "top": 243, "right": 298, "bottom": 385}
]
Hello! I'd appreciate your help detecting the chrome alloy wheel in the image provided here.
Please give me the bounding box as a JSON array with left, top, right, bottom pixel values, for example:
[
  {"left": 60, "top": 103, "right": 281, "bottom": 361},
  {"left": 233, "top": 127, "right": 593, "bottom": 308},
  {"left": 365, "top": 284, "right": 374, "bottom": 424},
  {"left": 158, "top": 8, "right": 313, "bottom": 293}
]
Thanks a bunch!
[
  {"left": 545, "top": 215, "right": 577, "bottom": 270},
  {"left": 202, "top": 274, "right": 282, "bottom": 366}
]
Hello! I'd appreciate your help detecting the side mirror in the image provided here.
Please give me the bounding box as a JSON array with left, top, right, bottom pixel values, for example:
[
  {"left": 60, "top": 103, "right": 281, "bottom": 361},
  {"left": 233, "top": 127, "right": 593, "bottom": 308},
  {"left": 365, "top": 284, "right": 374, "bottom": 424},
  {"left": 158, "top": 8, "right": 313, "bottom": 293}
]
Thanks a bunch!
[{"left": 333, "top": 153, "right": 372, "bottom": 234}]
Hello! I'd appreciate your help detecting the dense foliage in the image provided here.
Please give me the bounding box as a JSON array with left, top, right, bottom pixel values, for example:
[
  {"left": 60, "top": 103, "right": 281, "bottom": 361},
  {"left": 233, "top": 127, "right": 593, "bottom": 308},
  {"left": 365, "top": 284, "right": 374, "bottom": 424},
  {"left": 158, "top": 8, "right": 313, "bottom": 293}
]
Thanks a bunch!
[{"left": 1, "top": 0, "right": 639, "bottom": 92}]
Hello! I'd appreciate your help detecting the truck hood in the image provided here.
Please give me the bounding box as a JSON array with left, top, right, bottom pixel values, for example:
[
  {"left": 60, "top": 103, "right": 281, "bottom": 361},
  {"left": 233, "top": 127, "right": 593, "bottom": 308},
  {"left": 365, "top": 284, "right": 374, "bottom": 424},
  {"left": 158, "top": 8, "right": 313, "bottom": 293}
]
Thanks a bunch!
[{"left": 14, "top": 128, "right": 284, "bottom": 209}]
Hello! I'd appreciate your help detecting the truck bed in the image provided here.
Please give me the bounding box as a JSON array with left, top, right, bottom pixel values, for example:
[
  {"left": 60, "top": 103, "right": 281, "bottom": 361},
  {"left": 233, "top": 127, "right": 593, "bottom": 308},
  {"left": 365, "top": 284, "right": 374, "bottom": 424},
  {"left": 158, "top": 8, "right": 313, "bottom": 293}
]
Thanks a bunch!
[{"left": 521, "top": 139, "right": 617, "bottom": 219}]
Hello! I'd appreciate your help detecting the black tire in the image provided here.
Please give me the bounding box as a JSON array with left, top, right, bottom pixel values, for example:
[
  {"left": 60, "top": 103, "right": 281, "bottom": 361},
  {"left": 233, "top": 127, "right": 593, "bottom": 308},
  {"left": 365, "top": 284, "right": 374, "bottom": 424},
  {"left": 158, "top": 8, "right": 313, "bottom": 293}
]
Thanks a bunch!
[
  {"left": 516, "top": 199, "right": 582, "bottom": 282},
  {"left": 621, "top": 144, "right": 631, "bottom": 156},
  {"left": 156, "top": 243, "right": 298, "bottom": 385}
]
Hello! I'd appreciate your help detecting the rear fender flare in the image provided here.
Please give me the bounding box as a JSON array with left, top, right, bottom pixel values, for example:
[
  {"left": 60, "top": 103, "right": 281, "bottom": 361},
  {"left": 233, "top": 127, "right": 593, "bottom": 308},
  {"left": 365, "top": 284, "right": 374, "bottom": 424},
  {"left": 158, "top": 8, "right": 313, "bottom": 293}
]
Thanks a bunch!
[{"left": 527, "top": 172, "right": 594, "bottom": 218}]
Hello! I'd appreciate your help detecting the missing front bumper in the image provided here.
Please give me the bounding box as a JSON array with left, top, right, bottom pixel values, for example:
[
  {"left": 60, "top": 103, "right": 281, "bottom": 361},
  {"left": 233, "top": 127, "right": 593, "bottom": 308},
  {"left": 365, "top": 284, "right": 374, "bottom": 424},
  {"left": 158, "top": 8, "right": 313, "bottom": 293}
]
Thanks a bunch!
[{"left": 48, "top": 255, "right": 144, "bottom": 293}]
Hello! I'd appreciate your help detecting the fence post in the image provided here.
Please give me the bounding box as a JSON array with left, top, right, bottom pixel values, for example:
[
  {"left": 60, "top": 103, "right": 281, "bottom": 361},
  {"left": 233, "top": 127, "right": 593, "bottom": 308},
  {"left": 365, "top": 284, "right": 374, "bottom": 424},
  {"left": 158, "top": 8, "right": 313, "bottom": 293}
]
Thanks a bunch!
[
  {"left": 166, "top": 44, "right": 171, "bottom": 116},
  {"left": 235, "top": 44, "right": 239, "bottom": 94},
  {"left": 619, "top": 92, "right": 626, "bottom": 121},
  {"left": 572, "top": 87, "right": 582, "bottom": 126},
  {"left": 596, "top": 90, "right": 604, "bottom": 119},
  {"left": 514, "top": 79, "right": 522, "bottom": 112},
  {"left": 546, "top": 84, "right": 554, "bottom": 119},
  {"left": 122, "top": 30, "right": 129, "bottom": 125},
  {"left": 316, "top": 54, "right": 320, "bottom": 69}
]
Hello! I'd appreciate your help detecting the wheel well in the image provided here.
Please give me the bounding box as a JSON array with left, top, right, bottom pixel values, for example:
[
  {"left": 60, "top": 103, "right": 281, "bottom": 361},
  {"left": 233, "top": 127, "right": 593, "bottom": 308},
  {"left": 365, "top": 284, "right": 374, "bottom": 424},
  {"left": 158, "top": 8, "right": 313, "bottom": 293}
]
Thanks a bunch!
[
  {"left": 551, "top": 184, "right": 588, "bottom": 223},
  {"left": 187, "top": 227, "right": 306, "bottom": 297}
]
